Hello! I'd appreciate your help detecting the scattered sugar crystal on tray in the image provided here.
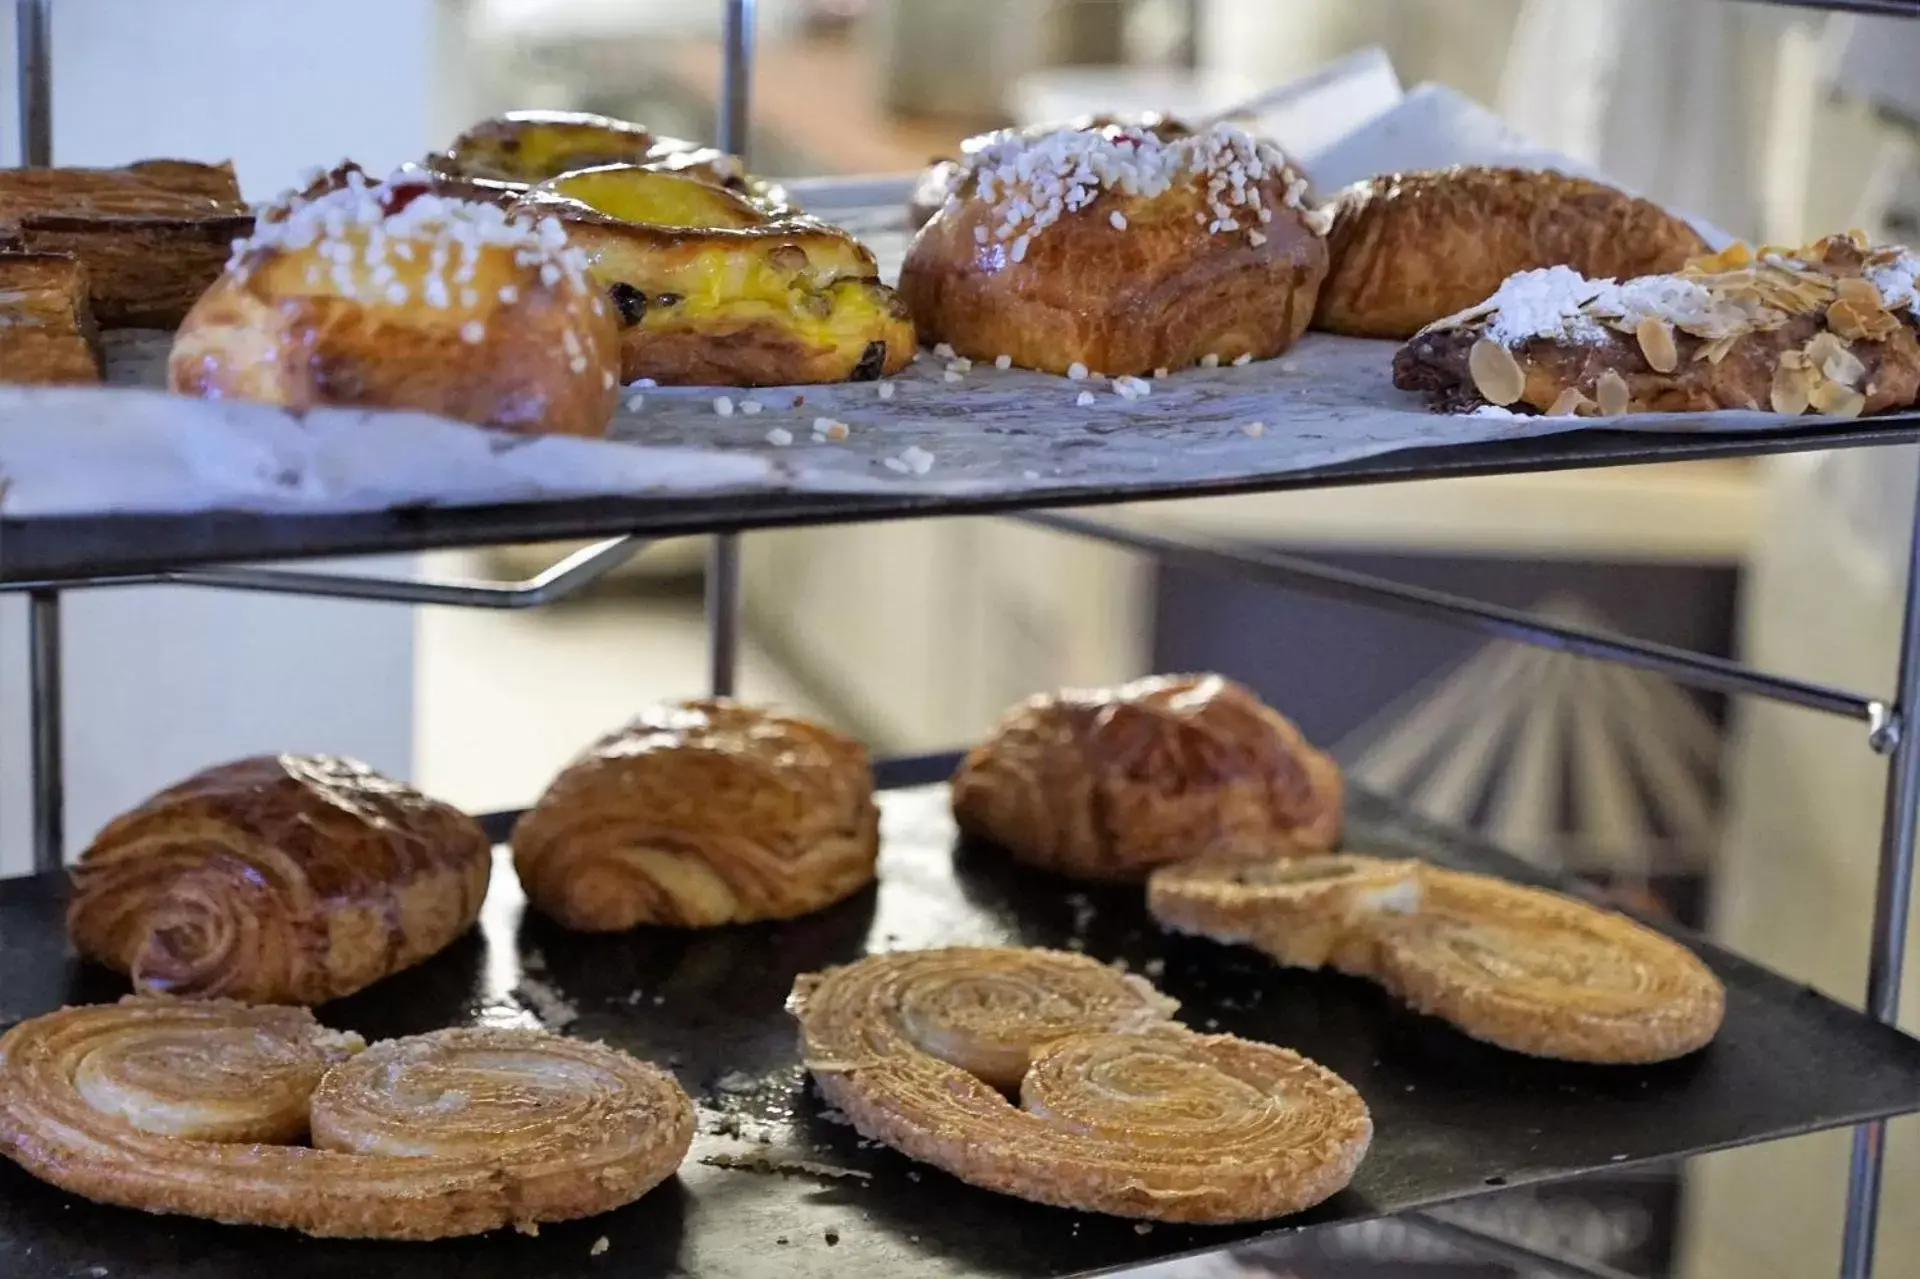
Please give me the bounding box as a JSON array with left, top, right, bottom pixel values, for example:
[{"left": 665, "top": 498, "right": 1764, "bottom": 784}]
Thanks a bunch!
[
  {"left": 1232, "top": 352, "right": 1253, "bottom": 366},
  {"left": 1200, "top": 353, "right": 1221, "bottom": 368},
  {"left": 1067, "top": 362, "right": 1089, "bottom": 381},
  {"left": 741, "top": 399, "right": 763, "bottom": 416},
  {"left": 877, "top": 382, "right": 896, "bottom": 400},
  {"left": 900, "top": 446, "right": 935, "bottom": 475},
  {"left": 1243, "top": 421, "right": 1266, "bottom": 438},
  {"left": 765, "top": 427, "right": 793, "bottom": 446},
  {"left": 932, "top": 342, "right": 956, "bottom": 359},
  {"left": 995, "top": 354, "right": 1012, "bottom": 370},
  {"left": 1076, "top": 390, "right": 1097, "bottom": 407},
  {"left": 713, "top": 396, "right": 735, "bottom": 417}
]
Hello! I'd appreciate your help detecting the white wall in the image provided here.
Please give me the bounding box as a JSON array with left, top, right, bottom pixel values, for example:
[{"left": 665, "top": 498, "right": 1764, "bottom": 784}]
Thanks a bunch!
[{"left": 0, "top": 0, "right": 470, "bottom": 872}]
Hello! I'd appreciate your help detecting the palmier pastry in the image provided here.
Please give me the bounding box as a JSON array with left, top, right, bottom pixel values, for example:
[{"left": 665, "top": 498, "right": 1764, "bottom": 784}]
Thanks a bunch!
[
  {"left": 68, "top": 754, "right": 492, "bottom": 1005},
  {"left": 0, "top": 999, "right": 693, "bottom": 1238},
  {"left": 791, "top": 947, "right": 1371, "bottom": 1221},
  {"left": 0, "top": 159, "right": 252, "bottom": 328},
  {"left": 0, "top": 252, "right": 102, "bottom": 383},
  {"left": 1148, "top": 853, "right": 1422, "bottom": 975},
  {"left": 515, "top": 165, "right": 913, "bottom": 386},
  {"left": 512, "top": 699, "right": 880, "bottom": 930},
  {"left": 951, "top": 673, "right": 1343, "bottom": 882},
  {"left": 1315, "top": 167, "right": 1706, "bottom": 339},
  {"left": 168, "top": 165, "right": 619, "bottom": 437},
  {"left": 899, "top": 119, "right": 1327, "bottom": 376},
  {"left": 1395, "top": 232, "right": 1920, "bottom": 419},
  {"left": 1372, "top": 869, "right": 1725, "bottom": 1063}
]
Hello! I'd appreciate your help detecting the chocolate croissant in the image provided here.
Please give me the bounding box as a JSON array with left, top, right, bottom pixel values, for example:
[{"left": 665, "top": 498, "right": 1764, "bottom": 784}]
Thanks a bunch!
[
  {"left": 512, "top": 699, "right": 880, "bottom": 929},
  {"left": 67, "top": 755, "right": 492, "bottom": 1005},
  {"left": 1315, "top": 166, "right": 1706, "bottom": 339},
  {"left": 951, "top": 673, "right": 1343, "bottom": 881}
]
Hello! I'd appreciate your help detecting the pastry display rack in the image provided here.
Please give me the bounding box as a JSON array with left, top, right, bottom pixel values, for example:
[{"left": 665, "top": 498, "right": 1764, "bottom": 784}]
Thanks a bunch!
[{"left": 5, "top": 1, "right": 1920, "bottom": 1277}]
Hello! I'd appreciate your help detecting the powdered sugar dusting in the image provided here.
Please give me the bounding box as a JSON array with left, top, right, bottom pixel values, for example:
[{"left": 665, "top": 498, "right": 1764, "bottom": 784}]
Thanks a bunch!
[
  {"left": 1866, "top": 249, "right": 1920, "bottom": 313},
  {"left": 1483, "top": 267, "right": 1610, "bottom": 347}
]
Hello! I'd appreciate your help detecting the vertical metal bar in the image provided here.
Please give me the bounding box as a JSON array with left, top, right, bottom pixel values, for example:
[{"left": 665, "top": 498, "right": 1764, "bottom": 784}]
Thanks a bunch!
[
  {"left": 16, "top": 0, "right": 51, "bottom": 166},
  {"left": 705, "top": 0, "right": 755, "bottom": 699},
  {"left": 1838, "top": 467, "right": 1920, "bottom": 1278},
  {"left": 28, "top": 591, "right": 63, "bottom": 872}
]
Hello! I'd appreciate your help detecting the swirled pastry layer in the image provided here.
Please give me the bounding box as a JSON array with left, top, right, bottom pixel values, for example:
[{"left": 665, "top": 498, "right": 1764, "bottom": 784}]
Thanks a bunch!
[
  {"left": 952, "top": 674, "right": 1343, "bottom": 881},
  {"left": 68, "top": 754, "right": 492, "bottom": 1005},
  {"left": 512, "top": 699, "right": 880, "bottom": 929},
  {"left": 1373, "top": 869, "right": 1725, "bottom": 1063},
  {"left": 791, "top": 947, "right": 1370, "bottom": 1221},
  {"left": 0, "top": 999, "right": 693, "bottom": 1238},
  {"left": 1148, "top": 853, "right": 1422, "bottom": 975}
]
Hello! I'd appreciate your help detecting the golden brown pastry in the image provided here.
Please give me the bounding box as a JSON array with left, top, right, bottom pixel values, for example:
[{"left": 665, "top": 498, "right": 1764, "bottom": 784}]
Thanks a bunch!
[
  {"left": 168, "top": 165, "right": 620, "bottom": 437},
  {"left": 0, "top": 252, "right": 102, "bottom": 383},
  {"left": 1394, "top": 233, "right": 1920, "bottom": 419},
  {"left": 515, "top": 165, "right": 914, "bottom": 386},
  {"left": 512, "top": 699, "right": 880, "bottom": 929},
  {"left": 0, "top": 998, "right": 693, "bottom": 1238},
  {"left": 67, "top": 754, "right": 492, "bottom": 1005},
  {"left": 1315, "top": 167, "right": 1706, "bottom": 340},
  {"left": 791, "top": 947, "right": 1371, "bottom": 1221},
  {"left": 900, "top": 119, "right": 1327, "bottom": 375},
  {"left": 0, "top": 159, "right": 252, "bottom": 328},
  {"left": 1372, "top": 869, "right": 1725, "bottom": 1063},
  {"left": 427, "top": 109, "right": 755, "bottom": 200},
  {"left": 1148, "top": 852, "right": 1422, "bottom": 975},
  {"left": 951, "top": 673, "right": 1343, "bottom": 882}
]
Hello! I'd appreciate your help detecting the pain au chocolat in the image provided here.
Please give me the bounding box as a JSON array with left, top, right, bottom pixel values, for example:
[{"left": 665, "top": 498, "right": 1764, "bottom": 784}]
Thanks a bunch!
[
  {"left": 0, "top": 998, "right": 693, "bottom": 1238},
  {"left": 1315, "top": 166, "right": 1706, "bottom": 340},
  {"left": 791, "top": 946, "right": 1371, "bottom": 1221},
  {"left": 1395, "top": 232, "right": 1920, "bottom": 420},
  {"left": 900, "top": 118, "right": 1328, "bottom": 376},
  {"left": 67, "top": 755, "right": 491, "bottom": 1005},
  {"left": 168, "top": 163, "right": 619, "bottom": 437},
  {"left": 952, "top": 674, "right": 1343, "bottom": 881},
  {"left": 512, "top": 699, "right": 880, "bottom": 929}
]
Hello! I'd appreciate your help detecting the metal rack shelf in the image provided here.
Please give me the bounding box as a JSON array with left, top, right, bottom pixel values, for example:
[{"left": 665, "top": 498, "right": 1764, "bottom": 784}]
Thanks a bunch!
[
  {"left": 6, "top": 781, "right": 1920, "bottom": 1279},
  {"left": 9, "top": 0, "right": 1920, "bottom": 1276}
]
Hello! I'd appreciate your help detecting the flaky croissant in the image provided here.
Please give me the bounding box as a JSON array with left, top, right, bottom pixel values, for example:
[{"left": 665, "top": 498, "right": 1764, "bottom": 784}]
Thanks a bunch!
[
  {"left": 900, "top": 118, "right": 1327, "bottom": 375},
  {"left": 1315, "top": 166, "right": 1706, "bottom": 339},
  {"left": 512, "top": 699, "right": 880, "bottom": 929},
  {"left": 67, "top": 755, "right": 492, "bottom": 1005},
  {"left": 952, "top": 673, "right": 1343, "bottom": 881}
]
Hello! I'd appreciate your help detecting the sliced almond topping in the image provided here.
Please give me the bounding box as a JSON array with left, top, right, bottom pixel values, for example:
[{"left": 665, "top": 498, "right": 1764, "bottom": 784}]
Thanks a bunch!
[
  {"left": 1770, "top": 365, "right": 1812, "bottom": 415},
  {"left": 1635, "top": 316, "right": 1679, "bottom": 372},
  {"left": 1468, "top": 339, "right": 1526, "bottom": 406},
  {"left": 1807, "top": 331, "right": 1847, "bottom": 364},
  {"left": 1810, "top": 378, "right": 1867, "bottom": 418},
  {"left": 1546, "top": 387, "right": 1593, "bottom": 417},
  {"left": 1595, "top": 369, "right": 1630, "bottom": 417},
  {"left": 1820, "top": 343, "right": 1867, "bottom": 390},
  {"left": 1837, "top": 277, "right": 1884, "bottom": 308},
  {"left": 1697, "top": 334, "right": 1740, "bottom": 365},
  {"left": 1779, "top": 348, "right": 1814, "bottom": 372}
]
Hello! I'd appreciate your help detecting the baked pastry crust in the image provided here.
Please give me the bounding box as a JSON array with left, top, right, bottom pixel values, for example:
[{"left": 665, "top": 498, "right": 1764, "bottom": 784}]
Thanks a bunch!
[
  {"left": 427, "top": 109, "right": 754, "bottom": 199},
  {"left": 168, "top": 165, "right": 620, "bottom": 437},
  {"left": 1372, "top": 868, "right": 1726, "bottom": 1063},
  {"left": 1395, "top": 232, "right": 1920, "bottom": 419},
  {"left": 899, "top": 119, "right": 1328, "bottom": 375},
  {"left": 512, "top": 699, "right": 880, "bottom": 929},
  {"left": 951, "top": 673, "right": 1343, "bottom": 881},
  {"left": 0, "top": 252, "right": 102, "bottom": 383},
  {"left": 1316, "top": 167, "right": 1706, "bottom": 339},
  {"left": 1148, "top": 852, "right": 1422, "bottom": 975},
  {"left": 67, "top": 754, "right": 492, "bottom": 1005},
  {"left": 0, "top": 999, "right": 692, "bottom": 1238},
  {"left": 518, "top": 165, "right": 914, "bottom": 386},
  {"left": 790, "top": 946, "right": 1371, "bottom": 1221}
]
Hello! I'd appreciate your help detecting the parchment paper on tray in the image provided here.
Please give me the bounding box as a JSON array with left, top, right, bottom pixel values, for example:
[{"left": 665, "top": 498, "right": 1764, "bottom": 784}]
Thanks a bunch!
[{"left": 0, "top": 53, "right": 1862, "bottom": 519}]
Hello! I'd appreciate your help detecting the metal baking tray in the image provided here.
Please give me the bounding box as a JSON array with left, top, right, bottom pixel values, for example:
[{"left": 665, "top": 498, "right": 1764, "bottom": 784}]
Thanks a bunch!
[{"left": 4, "top": 764, "right": 1918, "bottom": 1278}]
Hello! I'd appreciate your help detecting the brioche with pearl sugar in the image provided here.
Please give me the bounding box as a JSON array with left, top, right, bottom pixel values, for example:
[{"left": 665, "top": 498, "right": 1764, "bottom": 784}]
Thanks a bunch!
[
  {"left": 951, "top": 673, "right": 1343, "bottom": 882},
  {"left": 1395, "top": 232, "right": 1920, "bottom": 419},
  {"left": 790, "top": 947, "right": 1371, "bottom": 1221},
  {"left": 167, "top": 165, "right": 620, "bottom": 437},
  {"left": 67, "top": 754, "right": 492, "bottom": 1006},
  {"left": 899, "top": 119, "right": 1328, "bottom": 376},
  {"left": 0, "top": 998, "right": 694, "bottom": 1238},
  {"left": 512, "top": 699, "right": 880, "bottom": 929}
]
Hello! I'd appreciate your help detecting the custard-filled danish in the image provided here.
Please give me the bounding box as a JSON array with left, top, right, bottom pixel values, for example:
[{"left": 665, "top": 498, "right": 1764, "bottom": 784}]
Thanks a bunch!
[
  {"left": 516, "top": 164, "right": 913, "bottom": 386},
  {"left": 168, "top": 165, "right": 619, "bottom": 436},
  {"left": 952, "top": 673, "right": 1343, "bottom": 881},
  {"left": 429, "top": 109, "right": 746, "bottom": 194},
  {"left": 1395, "top": 232, "right": 1920, "bottom": 419},
  {"left": 900, "top": 117, "right": 1327, "bottom": 375},
  {"left": 68, "top": 754, "right": 492, "bottom": 1005},
  {"left": 512, "top": 699, "right": 880, "bottom": 929}
]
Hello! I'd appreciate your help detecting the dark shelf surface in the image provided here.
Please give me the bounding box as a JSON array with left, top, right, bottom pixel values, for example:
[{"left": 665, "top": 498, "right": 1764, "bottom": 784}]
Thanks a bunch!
[
  {"left": 3, "top": 778, "right": 1918, "bottom": 1279},
  {"left": 6, "top": 414, "right": 1920, "bottom": 584}
]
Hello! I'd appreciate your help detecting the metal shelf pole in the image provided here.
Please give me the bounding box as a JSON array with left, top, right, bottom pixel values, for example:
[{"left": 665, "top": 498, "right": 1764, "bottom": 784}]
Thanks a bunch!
[
  {"left": 705, "top": 0, "right": 756, "bottom": 697},
  {"left": 18, "top": 0, "right": 56, "bottom": 871}
]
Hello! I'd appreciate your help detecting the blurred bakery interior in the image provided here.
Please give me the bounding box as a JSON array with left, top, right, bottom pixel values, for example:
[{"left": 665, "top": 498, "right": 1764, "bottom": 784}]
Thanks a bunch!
[{"left": 4, "top": 0, "right": 1920, "bottom": 1274}]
